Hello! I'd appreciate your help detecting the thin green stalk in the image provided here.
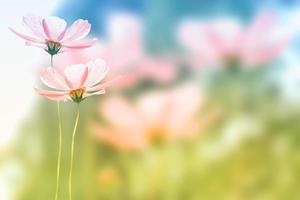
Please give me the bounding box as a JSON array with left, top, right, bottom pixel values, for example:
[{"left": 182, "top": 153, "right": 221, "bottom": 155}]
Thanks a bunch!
[
  {"left": 51, "top": 55, "right": 54, "bottom": 68},
  {"left": 50, "top": 55, "right": 63, "bottom": 200},
  {"left": 55, "top": 101, "right": 63, "bottom": 200},
  {"left": 69, "top": 106, "right": 80, "bottom": 200}
]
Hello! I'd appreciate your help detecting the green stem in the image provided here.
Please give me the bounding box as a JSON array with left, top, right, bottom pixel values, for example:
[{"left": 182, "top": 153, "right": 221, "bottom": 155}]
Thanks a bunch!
[
  {"left": 55, "top": 101, "right": 63, "bottom": 200},
  {"left": 68, "top": 106, "right": 80, "bottom": 200},
  {"left": 51, "top": 55, "right": 54, "bottom": 68},
  {"left": 50, "top": 55, "right": 63, "bottom": 200}
]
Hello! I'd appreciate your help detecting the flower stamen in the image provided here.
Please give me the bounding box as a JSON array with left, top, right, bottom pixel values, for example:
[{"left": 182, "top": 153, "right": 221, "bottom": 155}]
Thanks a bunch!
[
  {"left": 46, "top": 40, "right": 62, "bottom": 55},
  {"left": 69, "top": 88, "right": 86, "bottom": 103}
]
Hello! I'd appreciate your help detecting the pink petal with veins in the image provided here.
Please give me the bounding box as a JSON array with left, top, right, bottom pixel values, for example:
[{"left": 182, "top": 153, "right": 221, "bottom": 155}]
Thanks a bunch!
[
  {"left": 85, "top": 89, "right": 106, "bottom": 98},
  {"left": 84, "top": 59, "right": 108, "bottom": 87},
  {"left": 61, "top": 19, "right": 91, "bottom": 42},
  {"left": 22, "top": 14, "right": 46, "bottom": 40},
  {"left": 63, "top": 39, "right": 97, "bottom": 49},
  {"left": 63, "top": 64, "right": 88, "bottom": 89},
  {"left": 9, "top": 27, "right": 43, "bottom": 44},
  {"left": 88, "top": 75, "right": 122, "bottom": 92},
  {"left": 39, "top": 67, "right": 69, "bottom": 90},
  {"left": 42, "top": 16, "right": 67, "bottom": 41},
  {"left": 34, "top": 88, "right": 69, "bottom": 101}
]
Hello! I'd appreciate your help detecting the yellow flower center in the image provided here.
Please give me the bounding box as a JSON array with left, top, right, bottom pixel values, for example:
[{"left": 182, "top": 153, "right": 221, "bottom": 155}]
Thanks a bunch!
[
  {"left": 146, "top": 127, "right": 167, "bottom": 145},
  {"left": 69, "top": 88, "right": 86, "bottom": 103}
]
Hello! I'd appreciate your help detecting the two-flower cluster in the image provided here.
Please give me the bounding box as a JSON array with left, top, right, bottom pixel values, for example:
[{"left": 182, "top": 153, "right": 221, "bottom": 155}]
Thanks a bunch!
[
  {"left": 10, "top": 14, "right": 119, "bottom": 200},
  {"left": 10, "top": 14, "right": 117, "bottom": 103}
]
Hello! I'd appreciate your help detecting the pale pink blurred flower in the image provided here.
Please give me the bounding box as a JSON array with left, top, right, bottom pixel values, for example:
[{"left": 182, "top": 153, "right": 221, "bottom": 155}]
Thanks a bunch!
[
  {"left": 92, "top": 84, "right": 217, "bottom": 151},
  {"left": 10, "top": 14, "right": 97, "bottom": 55},
  {"left": 35, "top": 59, "right": 120, "bottom": 102},
  {"left": 177, "top": 20, "right": 220, "bottom": 68},
  {"left": 54, "top": 14, "right": 177, "bottom": 88},
  {"left": 177, "top": 13, "right": 289, "bottom": 68},
  {"left": 103, "top": 14, "right": 144, "bottom": 68},
  {"left": 136, "top": 58, "right": 177, "bottom": 83}
]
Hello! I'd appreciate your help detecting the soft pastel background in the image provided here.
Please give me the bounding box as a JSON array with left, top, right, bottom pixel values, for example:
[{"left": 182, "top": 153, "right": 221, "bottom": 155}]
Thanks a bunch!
[{"left": 1, "top": 0, "right": 300, "bottom": 199}]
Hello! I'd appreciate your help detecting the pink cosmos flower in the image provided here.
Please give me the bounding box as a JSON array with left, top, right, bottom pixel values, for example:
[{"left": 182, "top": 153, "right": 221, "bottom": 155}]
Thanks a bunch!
[
  {"left": 9, "top": 14, "right": 97, "bottom": 55},
  {"left": 103, "top": 14, "right": 177, "bottom": 84},
  {"left": 35, "top": 59, "right": 120, "bottom": 103},
  {"left": 177, "top": 13, "right": 289, "bottom": 68},
  {"left": 92, "top": 84, "right": 219, "bottom": 151}
]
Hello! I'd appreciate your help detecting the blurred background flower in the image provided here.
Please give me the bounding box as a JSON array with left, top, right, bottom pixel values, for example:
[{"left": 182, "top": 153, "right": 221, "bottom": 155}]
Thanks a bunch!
[
  {"left": 177, "top": 13, "right": 289, "bottom": 68},
  {"left": 92, "top": 83, "right": 218, "bottom": 151},
  {"left": 2, "top": 0, "right": 300, "bottom": 199}
]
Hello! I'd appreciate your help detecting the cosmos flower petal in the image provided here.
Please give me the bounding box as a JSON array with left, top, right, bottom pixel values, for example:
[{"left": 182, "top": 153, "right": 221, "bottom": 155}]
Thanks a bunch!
[
  {"left": 42, "top": 16, "right": 67, "bottom": 41},
  {"left": 93, "top": 125, "right": 146, "bottom": 151},
  {"left": 25, "top": 41, "right": 47, "bottom": 48},
  {"left": 39, "top": 67, "right": 69, "bottom": 90},
  {"left": 84, "top": 89, "right": 106, "bottom": 98},
  {"left": 63, "top": 64, "right": 88, "bottom": 89},
  {"left": 168, "top": 84, "right": 202, "bottom": 126},
  {"left": 101, "top": 97, "right": 143, "bottom": 129},
  {"left": 137, "top": 91, "right": 169, "bottom": 128},
  {"left": 34, "top": 87, "right": 69, "bottom": 101},
  {"left": 9, "top": 27, "right": 44, "bottom": 44},
  {"left": 247, "top": 13, "right": 275, "bottom": 38},
  {"left": 84, "top": 59, "right": 108, "bottom": 87},
  {"left": 243, "top": 37, "right": 289, "bottom": 66},
  {"left": 88, "top": 75, "right": 122, "bottom": 92},
  {"left": 22, "top": 14, "right": 46, "bottom": 40},
  {"left": 47, "top": 96, "right": 70, "bottom": 101},
  {"left": 61, "top": 19, "right": 91, "bottom": 42},
  {"left": 62, "top": 39, "right": 97, "bottom": 49}
]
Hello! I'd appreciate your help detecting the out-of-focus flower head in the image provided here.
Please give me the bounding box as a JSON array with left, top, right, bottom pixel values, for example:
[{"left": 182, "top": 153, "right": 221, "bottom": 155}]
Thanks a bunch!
[
  {"left": 35, "top": 59, "right": 120, "bottom": 103},
  {"left": 177, "top": 13, "right": 289, "bottom": 69},
  {"left": 92, "top": 83, "right": 218, "bottom": 151},
  {"left": 10, "top": 14, "right": 97, "bottom": 55},
  {"left": 55, "top": 14, "right": 177, "bottom": 89}
]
